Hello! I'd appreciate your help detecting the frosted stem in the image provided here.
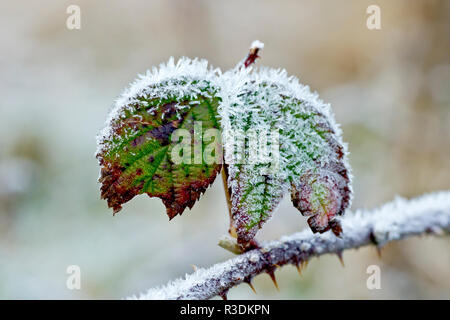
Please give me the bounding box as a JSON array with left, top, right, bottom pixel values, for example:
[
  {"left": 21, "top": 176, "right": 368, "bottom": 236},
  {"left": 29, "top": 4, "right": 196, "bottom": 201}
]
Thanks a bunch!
[{"left": 129, "top": 190, "right": 450, "bottom": 300}]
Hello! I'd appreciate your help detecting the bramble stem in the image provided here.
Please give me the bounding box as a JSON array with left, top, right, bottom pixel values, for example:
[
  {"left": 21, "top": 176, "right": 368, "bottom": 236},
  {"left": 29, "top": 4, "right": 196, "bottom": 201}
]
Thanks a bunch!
[{"left": 129, "top": 191, "right": 450, "bottom": 300}]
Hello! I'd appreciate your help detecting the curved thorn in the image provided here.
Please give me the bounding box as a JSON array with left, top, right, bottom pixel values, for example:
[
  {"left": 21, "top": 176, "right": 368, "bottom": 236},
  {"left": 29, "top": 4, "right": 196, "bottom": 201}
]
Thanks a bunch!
[
  {"left": 301, "top": 260, "right": 309, "bottom": 271},
  {"left": 295, "top": 262, "right": 302, "bottom": 276},
  {"left": 267, "top": 269, "right": 279, "bottom": 291},
  {"left": 337, "top": 251, "right": 345, "bottom": 267},
  {"left": 244, "top": 277, "right": 257, "bottom": 294}
]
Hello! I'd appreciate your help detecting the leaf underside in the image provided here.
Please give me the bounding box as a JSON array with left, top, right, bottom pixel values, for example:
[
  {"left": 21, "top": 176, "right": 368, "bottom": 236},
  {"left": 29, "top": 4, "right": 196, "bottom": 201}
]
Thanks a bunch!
[{"left": 97, "top": 81, "right": 222, "bottom": 219}]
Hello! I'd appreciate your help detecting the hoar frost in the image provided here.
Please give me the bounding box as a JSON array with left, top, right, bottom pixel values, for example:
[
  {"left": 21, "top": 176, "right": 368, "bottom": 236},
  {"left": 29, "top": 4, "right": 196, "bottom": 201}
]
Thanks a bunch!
[
  {"left": 218, "top": 66, "right": 352, "bottom": 244},
  {"left": 96, "top": 42, "right": 352, "bottom": 246}
]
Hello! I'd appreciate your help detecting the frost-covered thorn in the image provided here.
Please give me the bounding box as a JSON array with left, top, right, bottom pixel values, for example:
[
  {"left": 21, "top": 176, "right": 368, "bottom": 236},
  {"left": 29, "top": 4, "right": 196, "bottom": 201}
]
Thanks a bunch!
[
  {"left": 244, "top": 277, "right": 257, "bottom": 294},
  {"left": 336, "top": 251, "right": 345, "bottom": 267},
  {"left": 369, "top": 229, "right": 383, "bottom": 258},
  {"left": 295, "top": 264, "right": 301, "bottom": 276},
  {"left": 266, "top": 268, "right": 279, "bottom": 291},
  {"left": 300, "top": 260, "right": 309, "bottom": 275},
  {"left": 291, "top": 256, "right": 303, "bottom": 276},
  {"left": 294, "top": 262, "right": 303, "bottom": 276},
  {"left": 369, "top": 228, "right": 378, "bottom": 246}
]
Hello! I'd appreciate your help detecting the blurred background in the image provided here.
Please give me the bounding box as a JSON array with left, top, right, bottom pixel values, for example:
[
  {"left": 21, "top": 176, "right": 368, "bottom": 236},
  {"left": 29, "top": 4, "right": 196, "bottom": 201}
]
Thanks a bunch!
[{"left": 0, "top": 0, "right": 449, "bottom": 299}]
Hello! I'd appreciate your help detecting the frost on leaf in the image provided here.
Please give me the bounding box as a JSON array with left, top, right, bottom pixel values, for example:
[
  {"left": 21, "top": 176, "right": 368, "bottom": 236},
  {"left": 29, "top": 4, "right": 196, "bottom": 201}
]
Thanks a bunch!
[
  {"left": 218, "top": 67, "right": 352, "bottom": 245},
  {"left": 96, "top": 58, "right": 222, "bottom": 219}
]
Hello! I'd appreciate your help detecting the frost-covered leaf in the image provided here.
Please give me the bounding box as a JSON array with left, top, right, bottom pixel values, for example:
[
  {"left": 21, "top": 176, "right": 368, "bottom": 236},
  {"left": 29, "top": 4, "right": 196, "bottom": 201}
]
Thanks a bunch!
[
  {"left": 290, "top": 132, "right": 351, "bottom": 235},
  {"left": 218, "top": 67, "right": 352, "bottom": 244},
  {"left": 96, "top": 58, "right": 222, "bottom": 219},
  {"left": 96, "top": 44, "right": 352, "bottom": 245}
]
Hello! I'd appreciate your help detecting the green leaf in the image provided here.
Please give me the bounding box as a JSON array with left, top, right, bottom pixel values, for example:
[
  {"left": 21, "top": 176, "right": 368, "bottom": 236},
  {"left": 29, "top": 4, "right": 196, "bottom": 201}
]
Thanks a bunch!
[
  {"left": 219, "top": 68, "right": 352, "bottom": 245},
  {"left": 96, "top": 58, "right": 222, "bottom": 219}
]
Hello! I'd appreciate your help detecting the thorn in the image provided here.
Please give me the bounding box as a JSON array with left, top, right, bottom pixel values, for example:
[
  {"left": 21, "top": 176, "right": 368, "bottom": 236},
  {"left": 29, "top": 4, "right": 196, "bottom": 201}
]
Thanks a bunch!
[
  {"left": 267, "top": 269, "right": 279, "bottom": 291},
  {"left": 191, "top": 265, "right": 198, "bottom": 272},
  {"left": 369, "top": 229, "right": 382, "bottom": 258},
  {"left": 219, "top": 290, "right": 228, "bottom": 300},
  {"left": 296, "top": 260, "right": 309, "bottom": 276},
  {"left": 292, "top": 256, "right": 303, "bottom": 276},
  {"left": 247, "top": 282, "right": 257, "bottom": 294},
  {"left": 295, "top": 262, "right": 302, "bottom": 276},
  {"left": 337, "top": 251, "right": 345, "bottom": 267},
  {"left": 302, "top": 260, "right": 309, "bottom": 271},
  {"left": 369, "top": 229, "right": 378, "bottom": 245},
  {"left": 244, "top": 277, "right": 257, "bottom": 294}
]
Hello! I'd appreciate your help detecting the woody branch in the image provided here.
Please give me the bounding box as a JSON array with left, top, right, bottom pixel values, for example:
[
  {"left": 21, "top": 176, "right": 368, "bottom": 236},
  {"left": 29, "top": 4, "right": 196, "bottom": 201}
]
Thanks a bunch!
[{"left": 129, "top": 190, "right": 450, "bottom": 300}]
